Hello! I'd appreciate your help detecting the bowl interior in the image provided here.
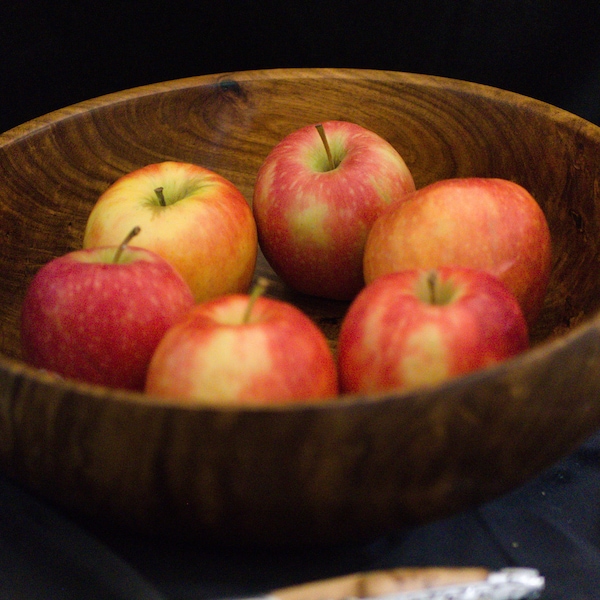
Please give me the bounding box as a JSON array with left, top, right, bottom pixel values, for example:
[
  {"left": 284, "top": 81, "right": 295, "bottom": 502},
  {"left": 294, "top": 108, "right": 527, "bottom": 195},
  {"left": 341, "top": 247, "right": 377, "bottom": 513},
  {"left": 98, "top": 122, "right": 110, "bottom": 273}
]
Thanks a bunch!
[
  {"left": 1, "top": 69, "right": 598, "bottom": 356},
  {"left": 1, "top": 68, "right": 600, "bottom": 546}
]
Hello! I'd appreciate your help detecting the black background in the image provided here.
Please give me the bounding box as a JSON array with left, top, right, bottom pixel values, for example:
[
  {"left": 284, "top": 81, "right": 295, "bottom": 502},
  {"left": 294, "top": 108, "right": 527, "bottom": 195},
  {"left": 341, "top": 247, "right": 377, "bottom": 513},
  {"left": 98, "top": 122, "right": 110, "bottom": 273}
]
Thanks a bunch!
[{"left": 2, "top": 1, "right": 600, "bottom": 134}]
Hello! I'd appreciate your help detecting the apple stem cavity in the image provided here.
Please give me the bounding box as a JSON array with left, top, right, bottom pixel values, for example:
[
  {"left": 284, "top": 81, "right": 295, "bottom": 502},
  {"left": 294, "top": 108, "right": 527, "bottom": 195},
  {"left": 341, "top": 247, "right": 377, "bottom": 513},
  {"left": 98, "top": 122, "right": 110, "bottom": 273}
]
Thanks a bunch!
[
  {"left": 155, "top": 186, "right": 167, "bottom": 207},
  {"left": 113, "top": 226, "right": 141, "bottom": 264},
  {"left": 419, "top": 269, "right": 455, "bottom": 306},
  {"left": 243, "top": 277, "right": 270, "bottom": 324},
  {"left": 315, "top": 124, "right": 336, "bottom": 171}
]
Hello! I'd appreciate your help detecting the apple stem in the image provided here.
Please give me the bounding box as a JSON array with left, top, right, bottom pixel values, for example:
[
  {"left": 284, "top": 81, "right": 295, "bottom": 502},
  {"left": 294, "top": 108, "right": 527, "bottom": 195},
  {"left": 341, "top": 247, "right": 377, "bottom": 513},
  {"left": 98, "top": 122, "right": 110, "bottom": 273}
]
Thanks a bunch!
[
  {"left": 113, "top": 226, "right": 141, "bottom": 264},
  {"left": 427, "top": 270, "right": 438, "bottom": 304},
  {"left": 243, "top": 277, "right": 270, "bottom": 324},
  {"left": 315, "top": 124, "right": 336, "bottom": 171},
  {"left": 155, "top": 186, "right": 167, "bottom": 207}
]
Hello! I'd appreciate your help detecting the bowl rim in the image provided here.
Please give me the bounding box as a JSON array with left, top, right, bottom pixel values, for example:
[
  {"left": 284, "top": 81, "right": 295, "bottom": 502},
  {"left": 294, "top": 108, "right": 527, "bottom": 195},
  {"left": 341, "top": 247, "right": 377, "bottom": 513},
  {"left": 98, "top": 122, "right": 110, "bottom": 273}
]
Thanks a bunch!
[{"left": 2, "top": 67, "right": 598, "bottom": 144}]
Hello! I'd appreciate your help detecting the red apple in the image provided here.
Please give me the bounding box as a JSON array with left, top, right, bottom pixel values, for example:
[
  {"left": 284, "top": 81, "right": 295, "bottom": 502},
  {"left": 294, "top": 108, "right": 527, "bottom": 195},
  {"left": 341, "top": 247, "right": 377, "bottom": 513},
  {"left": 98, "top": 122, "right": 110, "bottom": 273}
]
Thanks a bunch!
[
  {"left": 338, "top": 266, "right": 529, "bottom": 394},
  {"left": 252, "top": 121, "right": 415, "bottom": 300},
  {"left": 20, "top": 228, "right": 195, "bottom": 391},
  {"left": 83, "top": 161, "right": 258, "bottom": 303},
  {"left": 145, "top": 279, "right": 339, "bottom": 405},
  {"left": 363, "top": 177, "right": 552, "bottom": 326}
]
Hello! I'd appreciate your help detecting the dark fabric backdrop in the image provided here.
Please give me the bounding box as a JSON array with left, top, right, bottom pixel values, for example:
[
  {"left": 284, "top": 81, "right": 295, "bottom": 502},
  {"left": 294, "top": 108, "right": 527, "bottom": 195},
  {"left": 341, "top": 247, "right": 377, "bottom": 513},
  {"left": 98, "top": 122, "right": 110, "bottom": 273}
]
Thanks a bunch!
[{"left": 2, "top": 1, "right": 600, "bottom": 133}]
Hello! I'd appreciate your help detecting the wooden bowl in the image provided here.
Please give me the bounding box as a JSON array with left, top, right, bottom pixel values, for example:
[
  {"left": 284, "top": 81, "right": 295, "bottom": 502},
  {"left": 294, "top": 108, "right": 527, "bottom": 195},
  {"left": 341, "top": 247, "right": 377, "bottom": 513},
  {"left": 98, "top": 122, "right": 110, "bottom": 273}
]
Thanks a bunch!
[{"left": 2, "top": 68, "right": 600, "bottom": 548}]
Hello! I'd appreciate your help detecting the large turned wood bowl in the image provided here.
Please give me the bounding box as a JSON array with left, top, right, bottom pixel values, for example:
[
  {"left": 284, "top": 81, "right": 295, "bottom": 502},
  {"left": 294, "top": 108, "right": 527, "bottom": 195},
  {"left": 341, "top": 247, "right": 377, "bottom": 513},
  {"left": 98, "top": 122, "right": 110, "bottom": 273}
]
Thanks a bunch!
[{"left": 2, "top": 68, "right": 600, "bottom": 548}]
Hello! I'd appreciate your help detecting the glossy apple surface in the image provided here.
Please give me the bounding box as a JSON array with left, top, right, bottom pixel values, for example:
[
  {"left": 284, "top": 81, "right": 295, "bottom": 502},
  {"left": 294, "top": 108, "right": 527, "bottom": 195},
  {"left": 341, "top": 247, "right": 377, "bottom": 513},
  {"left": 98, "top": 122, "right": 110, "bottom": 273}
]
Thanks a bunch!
[
  {"left": 21, "top": 243, "right": 195, "bottom": 390},
  {"left": 363, "top": 177, "right": 552, "bottom": 326},
  {"left": 253, "top": 121, "right": 415, "bottom": 300},
  {"left": 145, "top": 289, "right": 339, "bottom": 405},
  {"left": 338, "top": 266, "right": 529, "bottom": 394},
  {"left": 83, "top": 161, "right": 258, "bottom": 303}
]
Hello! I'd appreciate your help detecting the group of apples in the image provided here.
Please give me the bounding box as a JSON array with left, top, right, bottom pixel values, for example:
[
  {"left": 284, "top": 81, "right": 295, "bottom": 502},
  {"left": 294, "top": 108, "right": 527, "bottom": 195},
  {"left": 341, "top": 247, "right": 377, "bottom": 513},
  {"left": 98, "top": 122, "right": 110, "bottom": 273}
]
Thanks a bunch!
[{"left": 20, "top": 120, "right": 552, "bottom": 405}]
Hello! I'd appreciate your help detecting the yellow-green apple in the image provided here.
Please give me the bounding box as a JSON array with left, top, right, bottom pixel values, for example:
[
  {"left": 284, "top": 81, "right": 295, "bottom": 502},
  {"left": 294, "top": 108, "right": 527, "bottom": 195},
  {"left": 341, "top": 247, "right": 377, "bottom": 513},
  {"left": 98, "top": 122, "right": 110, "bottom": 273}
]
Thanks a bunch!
[
  {"left": 83, "top": 161, "right": 258, "bottom": 303},
  {"left": 363, "top": 177, "right": 552, "bottom": 326},
  {"left": 20, "top": 228, "right": 195, "bottom": 391},
  {"left": 145, "top": 279, "right": 339, "bottom": 405},
  {"left": 338, "top": 266, "right": 529, "bottom": 395},
  {"left": 252, "top": 121, "right": 415, "bottom": 300}
]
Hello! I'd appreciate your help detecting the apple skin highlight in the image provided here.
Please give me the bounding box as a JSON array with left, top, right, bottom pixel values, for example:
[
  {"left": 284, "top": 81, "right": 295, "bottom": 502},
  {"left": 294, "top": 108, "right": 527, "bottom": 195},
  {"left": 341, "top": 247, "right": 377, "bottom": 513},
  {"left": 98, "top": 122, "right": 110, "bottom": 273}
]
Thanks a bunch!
[
  {"left": 20, "top": 246, "right": 195, "bottom": 391},
  {"left": 253, "top": 121, "right": 415, "bottom": 300},
  {"left": 145, "top": 294, "right": 339, "bottom": 405},
  {"left": 338, "top": 267, "right": 529, "bottom": 395},
  {"left": 84, "top": 161, "right": 258, "bottom": 303},
  {"left": 363, "top": 177, "right": 552, "bottom": 327}
]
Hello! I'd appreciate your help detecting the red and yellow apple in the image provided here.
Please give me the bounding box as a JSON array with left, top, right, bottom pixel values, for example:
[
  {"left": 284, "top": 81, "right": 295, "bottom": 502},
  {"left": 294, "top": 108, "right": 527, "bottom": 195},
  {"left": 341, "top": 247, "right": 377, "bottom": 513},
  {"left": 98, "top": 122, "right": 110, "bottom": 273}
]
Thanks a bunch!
[
  {"left": 363, "top": 177, "right": 552, "bottom": 326},
  {"left": 253, "top": 121, "right": 415, "bottom": 300},
  {"left": 21, "top": 228, "right": 195, "bottom": 391},
  {"left": 145, "top": 280, "right": 339, "bottom": 405},
  {"left": 83, "top": 161, "right": 258, "bottom": 303},
  {"left": 338, "top": 266, "right": 529, "bottom": 394}
]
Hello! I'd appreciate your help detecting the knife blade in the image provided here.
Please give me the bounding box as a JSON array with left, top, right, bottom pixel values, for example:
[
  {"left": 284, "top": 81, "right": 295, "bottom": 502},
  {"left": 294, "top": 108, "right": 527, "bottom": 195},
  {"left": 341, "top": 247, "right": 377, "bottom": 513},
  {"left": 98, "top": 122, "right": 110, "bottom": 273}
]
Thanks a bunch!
[{"left": 245, "top": 566, "right": 544, "bottom": 600}]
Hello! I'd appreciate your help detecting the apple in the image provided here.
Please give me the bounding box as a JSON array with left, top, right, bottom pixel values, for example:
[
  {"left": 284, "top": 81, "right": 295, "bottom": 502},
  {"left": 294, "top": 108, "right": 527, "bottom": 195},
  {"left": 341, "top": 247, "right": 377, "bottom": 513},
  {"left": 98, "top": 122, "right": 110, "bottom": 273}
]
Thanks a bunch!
[
  {"left": 363, "top": 177, "right": 552, "bottom": 326},
  {"left": 145, "top": 279, "right": 339, "bottom": 405},
  {"left": 20, "top": 227, "right": 195, "bottom": 391},
  {"left": 83, "top": 161, "right": 258, "bottom": 303},
  {"left": 338, "top": 266, "right": 529, "bottom": 394},
  {"left": 252, "top": 121, "right": 415, "bottom": 300}
]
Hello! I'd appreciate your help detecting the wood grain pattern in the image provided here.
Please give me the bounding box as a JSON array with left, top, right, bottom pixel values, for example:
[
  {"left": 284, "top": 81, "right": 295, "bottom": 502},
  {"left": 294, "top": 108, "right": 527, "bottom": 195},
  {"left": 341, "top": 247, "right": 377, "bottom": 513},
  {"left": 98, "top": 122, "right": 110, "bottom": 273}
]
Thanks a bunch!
[{"left": 1, "top": 68, "right": 600, "bottom": 546}]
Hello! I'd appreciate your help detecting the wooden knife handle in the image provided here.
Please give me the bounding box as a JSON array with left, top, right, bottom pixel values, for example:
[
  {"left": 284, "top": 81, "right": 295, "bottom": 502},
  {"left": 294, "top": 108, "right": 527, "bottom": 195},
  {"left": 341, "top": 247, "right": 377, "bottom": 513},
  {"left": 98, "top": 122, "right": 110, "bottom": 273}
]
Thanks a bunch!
[{"left": 272, "top": 567, "right": 489, "bottom": 600}]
